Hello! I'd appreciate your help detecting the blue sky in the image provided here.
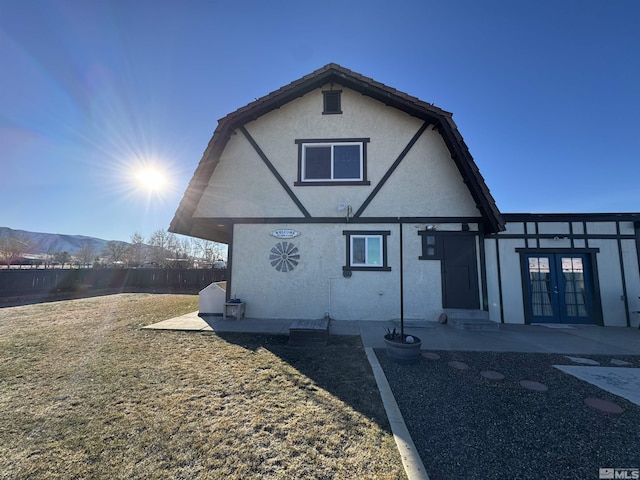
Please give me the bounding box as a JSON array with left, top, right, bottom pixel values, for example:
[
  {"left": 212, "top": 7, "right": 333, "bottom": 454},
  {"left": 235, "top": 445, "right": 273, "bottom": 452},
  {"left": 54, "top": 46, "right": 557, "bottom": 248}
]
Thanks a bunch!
[{"left": 1, "top": 0, "right": 639, "bottom": 242}]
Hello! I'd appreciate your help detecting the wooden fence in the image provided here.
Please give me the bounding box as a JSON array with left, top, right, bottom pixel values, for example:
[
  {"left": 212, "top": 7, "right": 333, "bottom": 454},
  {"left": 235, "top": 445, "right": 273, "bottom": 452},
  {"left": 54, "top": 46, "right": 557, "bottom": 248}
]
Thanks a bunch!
[{"left": 0, "top": 268, "right": 226, "bottom": 301}]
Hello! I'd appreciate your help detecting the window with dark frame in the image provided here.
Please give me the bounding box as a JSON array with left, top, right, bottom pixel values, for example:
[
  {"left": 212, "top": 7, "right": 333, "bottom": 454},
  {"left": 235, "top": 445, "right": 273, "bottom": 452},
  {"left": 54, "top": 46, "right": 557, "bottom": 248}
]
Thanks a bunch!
[
  {"left": 418, "top": 231, "right": 441, "bottom": 259},
  {"left": 295, "top": 138, "right": 370, "bottom": 186},
  {"left": 323, "top": 90, "right": 342, "bottom": 114},
  {"left": 343, "top": 230, "right": 391, "bottom": 272},
  {"left": 304, "top": 143, "right": 360, "bottom": 180}
]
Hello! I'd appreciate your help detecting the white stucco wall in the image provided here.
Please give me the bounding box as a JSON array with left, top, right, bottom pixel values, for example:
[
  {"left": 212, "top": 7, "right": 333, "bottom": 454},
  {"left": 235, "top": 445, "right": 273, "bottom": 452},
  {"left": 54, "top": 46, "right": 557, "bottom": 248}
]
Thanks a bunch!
[
  {"left": 193, "top": 84, "right": 486, "bottom": 322},
  {"left": 537, "top": 222, "right": 570, "bottom": 235},
  {"left": 591, "top": 239, "right": 627, "bottom": 326},
  {"left": 194, "top": 85, "right": 480, "bottom": 223},
  {"left": 496, "top": 238, "right": 526, "bottom": 324},
  {"left": 230, "top": 222, "right": 447, "bottom": 321},
  {"left": 188, "top": 79, "right": 640, "bottom": 328},
  {"left": 489, "top": 220, "right": 640, "bottom": 327},
  {"left": 231, "top": 223, "right": 395, "bottom": 320},
  {"left": 363, "top": 128, "right": 480, "bottom": 217},
  {"left": 621, "top": 239, "right": 640, "bottom": 328},
  {"left": 194, "top": 131, "right": 304, "bottom": 218},
  {"left": 483, "top": 239, "right": 502, "bottom": 323},
  {"left": 587, "top": 222, "right": 617, "bottom": 235},
  {"left": 401, "top": 223, "right": 444, "bottom": 322}
]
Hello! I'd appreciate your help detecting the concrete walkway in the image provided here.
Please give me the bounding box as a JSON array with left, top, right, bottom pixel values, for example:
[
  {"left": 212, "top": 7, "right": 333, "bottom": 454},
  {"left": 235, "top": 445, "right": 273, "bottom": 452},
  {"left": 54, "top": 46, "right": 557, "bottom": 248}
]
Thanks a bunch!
[{"left": 145, "top": 312, "right": 640, "bottom": 355}]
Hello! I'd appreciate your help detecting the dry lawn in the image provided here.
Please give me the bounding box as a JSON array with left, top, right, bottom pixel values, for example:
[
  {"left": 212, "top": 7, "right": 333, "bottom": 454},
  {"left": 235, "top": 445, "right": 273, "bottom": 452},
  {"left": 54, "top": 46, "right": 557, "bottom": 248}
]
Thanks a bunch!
[{"left": 0, "top": 294, "right": 406, "bottom": 479}]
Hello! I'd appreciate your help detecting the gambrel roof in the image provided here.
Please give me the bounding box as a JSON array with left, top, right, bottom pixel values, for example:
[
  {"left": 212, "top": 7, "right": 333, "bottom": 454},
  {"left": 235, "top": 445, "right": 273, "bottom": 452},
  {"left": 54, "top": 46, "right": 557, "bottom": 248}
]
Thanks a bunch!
[{"left": 170, "top": 63, "right": 504, "bottom": 236}]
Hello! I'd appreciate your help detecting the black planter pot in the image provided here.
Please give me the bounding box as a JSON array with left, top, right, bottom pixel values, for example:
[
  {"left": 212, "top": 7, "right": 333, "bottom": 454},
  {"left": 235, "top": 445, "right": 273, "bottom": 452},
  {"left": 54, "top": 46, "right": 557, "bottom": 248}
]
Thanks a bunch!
[{"left": 383, "top": 334, "right": 422, "bottom": 364}]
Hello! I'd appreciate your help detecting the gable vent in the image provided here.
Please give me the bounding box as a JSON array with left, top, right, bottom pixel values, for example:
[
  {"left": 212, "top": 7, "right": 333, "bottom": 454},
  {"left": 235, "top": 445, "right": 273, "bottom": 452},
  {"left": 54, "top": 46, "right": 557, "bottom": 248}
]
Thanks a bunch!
[{"left": 323, "top": 90, "right": 342, "bottom": 114}]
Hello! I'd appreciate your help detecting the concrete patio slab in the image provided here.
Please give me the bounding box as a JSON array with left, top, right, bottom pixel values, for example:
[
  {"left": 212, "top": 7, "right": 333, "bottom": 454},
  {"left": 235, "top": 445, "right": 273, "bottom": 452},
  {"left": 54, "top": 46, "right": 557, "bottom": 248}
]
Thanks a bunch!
[
  {"left": 144, "top": 312, "right": 292, "bottom": 335},
  {"left": 145, "top": 313, "right": 640, "bottom": 354},
  {"left": 553, "top": 365, "right": 640, "bottom": 407},
  {"left": 143, "top": 311, "right": 212, "bottom": 332}
]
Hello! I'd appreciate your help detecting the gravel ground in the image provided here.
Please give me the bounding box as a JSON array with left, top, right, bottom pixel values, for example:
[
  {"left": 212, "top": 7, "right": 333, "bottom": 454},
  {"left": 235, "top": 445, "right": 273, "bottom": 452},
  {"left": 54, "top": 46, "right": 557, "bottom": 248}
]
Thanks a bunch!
[{"left": 375, "top": 350, "right": 640, "bottom": 480}]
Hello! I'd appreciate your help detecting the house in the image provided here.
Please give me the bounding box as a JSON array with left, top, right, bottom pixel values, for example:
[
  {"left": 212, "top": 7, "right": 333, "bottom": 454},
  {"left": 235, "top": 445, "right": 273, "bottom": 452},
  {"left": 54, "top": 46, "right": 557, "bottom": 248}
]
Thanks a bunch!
[{"left": 170, "top": 64, "right": 640, "bottom": 328}]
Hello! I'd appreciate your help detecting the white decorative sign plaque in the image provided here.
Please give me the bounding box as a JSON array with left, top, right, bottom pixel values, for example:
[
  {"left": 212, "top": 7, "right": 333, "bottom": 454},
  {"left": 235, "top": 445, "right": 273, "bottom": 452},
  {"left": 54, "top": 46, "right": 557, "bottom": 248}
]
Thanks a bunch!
[{"left": 270, "top": 229, "right": 300, "bottom": 239}]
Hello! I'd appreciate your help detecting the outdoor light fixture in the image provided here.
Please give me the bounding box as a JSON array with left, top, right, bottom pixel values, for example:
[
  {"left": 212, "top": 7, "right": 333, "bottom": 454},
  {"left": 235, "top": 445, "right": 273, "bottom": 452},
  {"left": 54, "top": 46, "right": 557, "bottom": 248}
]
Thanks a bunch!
[{"left": 337, "top": 203, "right": 353, "bottom": 222}]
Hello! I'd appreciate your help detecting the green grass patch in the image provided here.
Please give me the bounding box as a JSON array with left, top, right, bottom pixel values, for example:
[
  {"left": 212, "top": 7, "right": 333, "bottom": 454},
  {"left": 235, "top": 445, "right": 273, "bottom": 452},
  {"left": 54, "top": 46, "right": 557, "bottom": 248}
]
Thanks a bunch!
[{"left": 0, "top": 294, "right": 405, "bottom": 479}]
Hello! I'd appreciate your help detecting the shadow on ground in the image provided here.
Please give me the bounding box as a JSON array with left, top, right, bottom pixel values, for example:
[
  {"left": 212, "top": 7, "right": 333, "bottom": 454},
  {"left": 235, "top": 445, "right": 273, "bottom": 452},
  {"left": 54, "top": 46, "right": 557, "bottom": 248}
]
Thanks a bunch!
[{"left": 214, "top": 332, "right": 393, "bottom": 434}]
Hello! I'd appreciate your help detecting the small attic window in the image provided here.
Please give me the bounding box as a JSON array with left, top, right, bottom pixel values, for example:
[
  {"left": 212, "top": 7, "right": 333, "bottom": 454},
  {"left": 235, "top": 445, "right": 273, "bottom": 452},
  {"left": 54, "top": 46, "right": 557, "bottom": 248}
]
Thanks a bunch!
[{"left": 323, "top": 90, "right": 342, "bottom": 114}]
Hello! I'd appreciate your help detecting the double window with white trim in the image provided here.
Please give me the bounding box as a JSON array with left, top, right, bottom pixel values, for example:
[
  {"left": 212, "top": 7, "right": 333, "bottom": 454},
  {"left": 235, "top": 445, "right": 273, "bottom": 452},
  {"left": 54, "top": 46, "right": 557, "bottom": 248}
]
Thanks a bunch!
[{"left": 295, "top": 138, "right": 370, "bottom": 186}]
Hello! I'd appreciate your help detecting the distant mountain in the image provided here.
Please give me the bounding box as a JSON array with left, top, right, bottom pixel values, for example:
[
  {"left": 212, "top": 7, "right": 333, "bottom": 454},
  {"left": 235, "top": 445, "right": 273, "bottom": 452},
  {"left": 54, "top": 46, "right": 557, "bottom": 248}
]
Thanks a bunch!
[{"left": 0, "top": 227, "right": 128, "bottom": 255}]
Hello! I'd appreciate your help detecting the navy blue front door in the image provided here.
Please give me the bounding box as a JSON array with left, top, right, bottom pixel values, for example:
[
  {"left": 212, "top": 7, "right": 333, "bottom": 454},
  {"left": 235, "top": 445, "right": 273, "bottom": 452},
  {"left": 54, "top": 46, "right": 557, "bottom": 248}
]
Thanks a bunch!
[{"left": 526, "top": 254, "right": 594, "bottom": 324}]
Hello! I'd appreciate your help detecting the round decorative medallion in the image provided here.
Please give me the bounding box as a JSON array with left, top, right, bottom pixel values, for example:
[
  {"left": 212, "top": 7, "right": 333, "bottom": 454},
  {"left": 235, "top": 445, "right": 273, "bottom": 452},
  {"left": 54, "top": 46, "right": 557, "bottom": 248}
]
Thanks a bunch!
[{"left": 269, "top": 241, "right": 300, "bottom": 272}]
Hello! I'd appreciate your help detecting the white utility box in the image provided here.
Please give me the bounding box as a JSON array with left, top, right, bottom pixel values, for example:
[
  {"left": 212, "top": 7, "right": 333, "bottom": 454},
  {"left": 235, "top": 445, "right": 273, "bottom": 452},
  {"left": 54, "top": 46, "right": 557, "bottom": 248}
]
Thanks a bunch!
[{"left": 198, "top": 281, "right": 226, "bottom": 315}]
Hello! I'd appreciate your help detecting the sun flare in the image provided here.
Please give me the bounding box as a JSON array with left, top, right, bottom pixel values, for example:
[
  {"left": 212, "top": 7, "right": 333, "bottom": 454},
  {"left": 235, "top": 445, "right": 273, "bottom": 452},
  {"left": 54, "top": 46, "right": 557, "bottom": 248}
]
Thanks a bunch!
[{"left": 135, "top": 167, "right": 167, "bottom": 192}]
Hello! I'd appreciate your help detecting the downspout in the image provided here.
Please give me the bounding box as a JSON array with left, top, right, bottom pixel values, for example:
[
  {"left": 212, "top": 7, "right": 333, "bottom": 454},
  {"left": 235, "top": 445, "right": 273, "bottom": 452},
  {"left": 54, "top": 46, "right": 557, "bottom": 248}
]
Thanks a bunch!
[
  {"left": 399, "top": 218, "right": 404, "bottom": 339},
  {"left": 634, "top": 221, "right": 640, "bottom": 327},
  {"left": 226, "top": 225, "right": 234, "bottom": 302},
  {"left": 617, "top": 222, "right": 631, "bottom": 327},
  {"left": 635, "top": 221, "right": 640, "bottom": 273}
]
